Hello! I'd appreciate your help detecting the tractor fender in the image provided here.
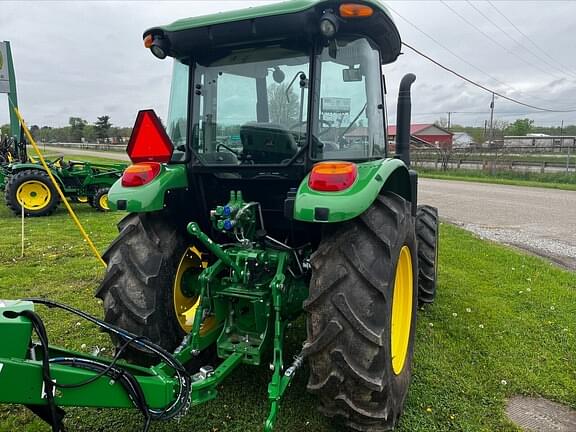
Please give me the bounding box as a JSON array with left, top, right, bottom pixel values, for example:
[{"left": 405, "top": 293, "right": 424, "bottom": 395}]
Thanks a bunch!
[
  {"left": 8, "top": 163, "right": 66, "bottom": 190},
  {"left": 293, "top": 158, "right": 412, "bottom": 223},
  {"left": 107, "top": 163, "right": 188, "bottom": 212}
]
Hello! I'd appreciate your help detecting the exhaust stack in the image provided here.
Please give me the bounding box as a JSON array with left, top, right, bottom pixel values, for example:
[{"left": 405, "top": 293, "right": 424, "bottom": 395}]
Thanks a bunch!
[{"left": 395, "top": 73, "right": 416, "bottom": 167}]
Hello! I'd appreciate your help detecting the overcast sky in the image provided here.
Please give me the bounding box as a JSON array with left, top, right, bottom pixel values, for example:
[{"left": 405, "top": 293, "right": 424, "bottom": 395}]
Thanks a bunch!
[{"left": 2, "top": 0, "right": 576, "bottom": 129}]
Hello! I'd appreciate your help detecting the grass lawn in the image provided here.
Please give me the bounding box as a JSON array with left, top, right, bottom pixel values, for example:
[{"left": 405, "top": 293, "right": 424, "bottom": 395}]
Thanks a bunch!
[
  {"left": 0, "top": 197, "right": 575, "bottom": 431},
  {"left": 40, "top": 153, "right": 126, "bottom": 165},
  {"left": 418, "top": 168, "right": 576, "bottom": 191}
]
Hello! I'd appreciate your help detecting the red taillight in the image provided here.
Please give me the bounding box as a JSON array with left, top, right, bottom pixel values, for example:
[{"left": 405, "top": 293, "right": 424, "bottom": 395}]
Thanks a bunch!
[
  {"left": 126, "top": 109, "right": 174, "bottom": 163},
  {"left": 308, "top": 161, "right": 358, "bottom": 191},
  {"left": 121, "top": 162, "right": 162, "bottom": 187}
]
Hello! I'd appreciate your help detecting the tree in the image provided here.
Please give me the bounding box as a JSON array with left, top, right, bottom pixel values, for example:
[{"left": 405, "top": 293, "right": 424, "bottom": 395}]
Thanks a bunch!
[
  {"left": 94, "top": 115, "right": 112, "bottom": 142},
  {"left": 0, "top": 124, "right": 9, "bottom": 137},
  {"left": 268, "top": 83, "right": 299, "bottom": 125},
  {"left": 29, "top": 125, "right": 40, "bottom": 140},
  {"left": 505, "top": 118, "right": 534, "bottom": 136},
  {"left": 68, "top": 117, "right": 87, "bottom": 142}
]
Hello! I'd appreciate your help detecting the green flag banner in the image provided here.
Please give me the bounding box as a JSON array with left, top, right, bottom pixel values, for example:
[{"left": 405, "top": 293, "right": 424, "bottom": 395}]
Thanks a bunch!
[{"left": 0, "top": 41, "right": 10, "bottom": 94}]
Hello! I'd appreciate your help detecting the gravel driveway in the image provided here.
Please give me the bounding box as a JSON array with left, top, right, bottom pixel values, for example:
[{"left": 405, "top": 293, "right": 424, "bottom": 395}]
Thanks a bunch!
[{"left": 419, "top": 178, "right": 576, "bottom": 270}]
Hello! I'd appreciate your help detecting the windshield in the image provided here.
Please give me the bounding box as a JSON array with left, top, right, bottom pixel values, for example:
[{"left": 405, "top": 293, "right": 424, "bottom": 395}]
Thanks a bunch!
[
  {"left": 311, "top": 37, "right": 385, "bottom": 160},
  {"left": 191, "top": 46, "right": 310, "bottom": 165}
]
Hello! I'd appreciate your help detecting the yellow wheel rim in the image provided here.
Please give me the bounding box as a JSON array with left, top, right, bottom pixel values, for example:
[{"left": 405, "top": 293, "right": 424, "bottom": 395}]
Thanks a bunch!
[
  {"left": 99, "top": 194, "right": 109, "bottom": 210},
  {"left": 77, "top": 196, "right": 89, "bottom": 203},
  {"left": 16, "top": 180, "right": 51, "bottom": 211},
  {"left": 173, "top": 247, "right": 216, "bottom": 334},
  {"left": 391, "top": 245, "right": 414, "bottom": 375}
]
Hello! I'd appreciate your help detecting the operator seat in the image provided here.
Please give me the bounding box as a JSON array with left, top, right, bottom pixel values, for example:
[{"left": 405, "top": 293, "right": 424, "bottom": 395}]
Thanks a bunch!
[{"left": 240, "top": 122, "right": 298, "bottom": 164}]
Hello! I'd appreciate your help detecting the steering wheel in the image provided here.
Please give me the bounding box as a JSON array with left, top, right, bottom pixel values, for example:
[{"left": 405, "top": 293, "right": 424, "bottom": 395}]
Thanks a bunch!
[{"left": 216, "top": 142, "right": 240, "bottom": 157}]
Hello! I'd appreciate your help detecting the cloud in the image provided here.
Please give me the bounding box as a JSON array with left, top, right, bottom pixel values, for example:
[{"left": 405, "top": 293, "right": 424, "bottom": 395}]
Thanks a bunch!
[{"left": 1, "top": 0, "right": 576, "bottom": 129}]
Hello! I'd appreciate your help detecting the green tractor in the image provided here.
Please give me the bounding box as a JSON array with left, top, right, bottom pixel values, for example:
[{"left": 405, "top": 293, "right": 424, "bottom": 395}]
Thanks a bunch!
[
  {"left": 0, "top": 1, "right": 438, "bottom": 431},
  {"left": 3, "top": 157, "right": 127, "bottom": 216}
]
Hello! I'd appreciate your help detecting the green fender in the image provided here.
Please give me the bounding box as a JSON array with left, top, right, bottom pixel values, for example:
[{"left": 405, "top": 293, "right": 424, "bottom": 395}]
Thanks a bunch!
[
  {"left": 8, "top": 163, "right": 66, "bottom": 190},
  {"left": 293, "top": 158, "right": 411, "bottom": 223},
  {"left": 107, "top": 163, "right": 188, "bottom": 212}
]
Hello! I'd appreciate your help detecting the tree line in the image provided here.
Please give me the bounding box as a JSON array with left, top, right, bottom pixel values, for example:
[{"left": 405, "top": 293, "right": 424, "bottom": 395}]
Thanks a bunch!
[{"left": 1, "top": 116, "right": 133, "bottom": 144}]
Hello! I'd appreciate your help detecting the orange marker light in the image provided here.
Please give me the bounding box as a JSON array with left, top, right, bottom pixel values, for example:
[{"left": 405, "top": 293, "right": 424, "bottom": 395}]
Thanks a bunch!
[
  {"left": 144, "top": 34, "right": 154, "bottom": 48},
  {"left": 309, "top": 162, "right": 358, "bottom": 192},
  {"left": 339, "top": 3, "right": 374, "bottom": 18}
]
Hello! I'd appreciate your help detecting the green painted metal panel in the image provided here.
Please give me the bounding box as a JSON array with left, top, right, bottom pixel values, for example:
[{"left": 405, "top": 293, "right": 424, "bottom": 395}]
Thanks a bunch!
[
  {"left": 0, "top": 300, "right": 33, "bottom": 359},
  {"left": 0, "top": 358, "right": 176, "bottom": 409},
  {"left": 9, "top": 163, "right": 66, "bottom": 188},
  {"left": 293, "top": 158, "right": 408, "bottom": 222},
  {"left": 154, "top": 0, "right": 394, "bottom": 33},
  {"left": 107, "top": 163, "right": 188, "bottom": 212}
]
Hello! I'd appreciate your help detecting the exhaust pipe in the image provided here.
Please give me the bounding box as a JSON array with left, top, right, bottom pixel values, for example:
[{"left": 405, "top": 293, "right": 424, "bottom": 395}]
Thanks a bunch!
[{"left": 395, "top": 73, "right": 416, "bottom": 167}]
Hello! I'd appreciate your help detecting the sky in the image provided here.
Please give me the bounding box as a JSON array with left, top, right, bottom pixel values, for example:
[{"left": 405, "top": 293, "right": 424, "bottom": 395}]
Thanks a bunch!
[{"left": 2, "top": 0, "right": 576, "bottom": 129}]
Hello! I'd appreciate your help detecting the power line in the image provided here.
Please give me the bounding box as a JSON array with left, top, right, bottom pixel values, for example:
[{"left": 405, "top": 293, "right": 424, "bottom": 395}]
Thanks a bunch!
[
  {"left": 440, "top": 0, "right": 566, "bottom": 80},
  {"left": 386, "top": 4, "right": 562, "bottom": 107},
  {"left": 465, "top": 0, "right": 575, "bottom": 80},
  {"left": 402, "top": 42, "right": 576, "bottom": 113},
  {"left": 386, "top": 4, "right": 524, "bottom": 96},
  {"left": 487, "top": 0, "right": 576, "bottom": 80}
]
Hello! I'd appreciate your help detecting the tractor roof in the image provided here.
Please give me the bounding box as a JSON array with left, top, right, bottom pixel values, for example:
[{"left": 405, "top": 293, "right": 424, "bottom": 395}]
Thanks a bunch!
[{"left": 144, "top": 0, "right": 401, "bottom": 64}]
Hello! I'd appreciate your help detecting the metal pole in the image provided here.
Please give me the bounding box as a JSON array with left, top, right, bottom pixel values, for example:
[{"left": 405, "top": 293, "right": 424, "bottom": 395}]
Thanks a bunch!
[
  {"left": 21, "top": 203, "right": 24, "bottom": 257},
  {"left": 4, "top": 41, "right": 20, "bottom": 139},
  {"left": 561, "top": 120, "right": 569, "bottom": 174},
  {"left": 488, "top": 93, "right": 495, "bottom": 147},
  {"left": 447, "top": 111, "right": 452, "bottom": 130}
]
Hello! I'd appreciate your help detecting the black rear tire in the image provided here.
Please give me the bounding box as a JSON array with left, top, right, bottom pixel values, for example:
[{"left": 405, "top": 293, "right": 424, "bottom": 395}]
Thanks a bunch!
[
  {"left": 4, "top": 169, "right": 59, "bottom": 217},
  {"left": 96, "top": 212, "right": 195, "bottom": 364},
  {"left": 305, "top": 192, "right": 418, "bottom": 432},
  {"left": 416, "top": 205, "right": 439, "bottom": 305}
]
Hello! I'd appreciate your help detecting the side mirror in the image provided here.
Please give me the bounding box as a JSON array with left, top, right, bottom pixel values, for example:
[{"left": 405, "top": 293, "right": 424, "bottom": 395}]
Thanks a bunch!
[{"left": 343, "top": 67, "right": 362, "bottom": 82}]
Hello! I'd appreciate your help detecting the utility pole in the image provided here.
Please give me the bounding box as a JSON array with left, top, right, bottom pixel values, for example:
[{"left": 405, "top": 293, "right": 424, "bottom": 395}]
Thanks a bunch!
[
  {"left": 488, "top": 93, "right": 495, "bottom": 147},
  {"left": 447, "top": 111, "right": 452, "bottom": 130},
  {"left": 562, "top": 119, "right": 570, "bottom": 174}
]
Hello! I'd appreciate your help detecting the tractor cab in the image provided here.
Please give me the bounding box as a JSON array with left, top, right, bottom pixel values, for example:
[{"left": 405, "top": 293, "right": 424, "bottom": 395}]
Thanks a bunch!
[{"left": 146, "top": 0, "right": 401, "bottom": 172}]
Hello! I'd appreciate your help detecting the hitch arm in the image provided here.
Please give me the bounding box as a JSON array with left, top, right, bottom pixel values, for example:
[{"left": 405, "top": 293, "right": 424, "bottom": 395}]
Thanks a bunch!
[{"left": 187, "top": 222, "right": 242, "bottom": 275}]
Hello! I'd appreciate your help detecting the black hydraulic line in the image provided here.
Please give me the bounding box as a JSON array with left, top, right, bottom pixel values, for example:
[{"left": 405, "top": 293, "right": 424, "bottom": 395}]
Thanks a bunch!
[
  {"left": 4, "top": 309, "right": 63, "bottom": 432},
  {"left": 51, "top": 335, "right": 147, "bottom": 389},
  {"left": 22, "top": 298, "right": 192, "bottom": 421}
]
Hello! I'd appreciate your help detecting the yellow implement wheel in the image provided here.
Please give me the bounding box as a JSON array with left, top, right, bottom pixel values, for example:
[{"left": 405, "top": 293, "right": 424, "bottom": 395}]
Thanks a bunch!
[
  {"left": 93, "top": 188, "right": 110, "bottom": 212},
  {"left": 16, "top": 180, "right": 52, "bottom": 211},
  {"left": 173, "top": 246, "right": 216, "bottom": 334},
  {"left": 76, "top": 196, "right": 89, "bottom": 203},
  {"left": 391, "top": 245, "right": 414, "bottom": 375},
  {"left": 99, "top": 194, "right": 109, "bottom": 210}
]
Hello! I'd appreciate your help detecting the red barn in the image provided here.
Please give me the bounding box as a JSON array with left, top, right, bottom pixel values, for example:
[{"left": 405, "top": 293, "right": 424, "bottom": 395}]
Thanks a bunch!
[{"left": 388, "top": 124, "right": 453, "bottom": 149}]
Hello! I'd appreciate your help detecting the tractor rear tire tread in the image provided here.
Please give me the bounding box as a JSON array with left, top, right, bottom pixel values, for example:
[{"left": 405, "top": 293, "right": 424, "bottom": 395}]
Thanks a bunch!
[
  {"left": 306, "top": 192, "right": 417, "bottom": 432},
  {"left": 96, "top": 212, "right": 188, "bottom": 363},
  {"left": 416, "top": 205, "right": 438, "bottom": 305}
]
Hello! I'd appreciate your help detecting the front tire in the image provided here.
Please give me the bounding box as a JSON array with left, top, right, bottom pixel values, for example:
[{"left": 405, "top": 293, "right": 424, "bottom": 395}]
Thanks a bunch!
[
  {"left": 5, "top": 169, "right": 59, "bottom": 216},
  {"left": 305, "top": 192, "right": 418, "bottom": 431},
  {"left": 92, "top": 188, "right": 110, "bottom": 212}
]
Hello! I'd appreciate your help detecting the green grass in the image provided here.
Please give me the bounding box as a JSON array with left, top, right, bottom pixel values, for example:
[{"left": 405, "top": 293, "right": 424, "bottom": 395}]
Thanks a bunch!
[
  {"left": 418, "top": 168, "right": 576, "bottom": 191},
  {"left": 0, "top": 198, "right": 575, "bottom": 431},
  {"left": 40, "top": 153, "right": 126, "bottom": 164}
]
